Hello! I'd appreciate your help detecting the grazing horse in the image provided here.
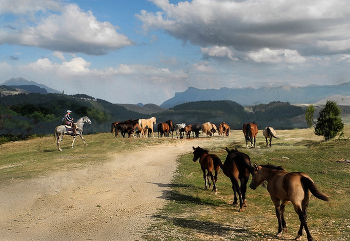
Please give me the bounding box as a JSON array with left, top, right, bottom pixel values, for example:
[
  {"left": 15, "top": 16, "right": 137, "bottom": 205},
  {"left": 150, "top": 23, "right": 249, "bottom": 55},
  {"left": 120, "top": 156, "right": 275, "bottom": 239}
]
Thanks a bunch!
[
  {"left": 218, "top": 122, "right": 230, "bottom": 136},
  {"left": 243, "top": 122, "right": 258, "bottom": 148},
  {"left": 250, "top": 164, "right": 329, "bottom": 241},
  {"left": 263, "top": 127, "right": 277, "bottom": 147},
  {"left": 138, "top": 117, "right": 156, "bottom": 137},
  {"left": 192, "top": 146, "right": 221, "bottom": 192},
  {"left": 54, "top": 116, "right": 91, "bottom": 151},
  {"left": 219, "top": 148, "right": 254, "bottom": 211},
  {"left": 158, "top": 120, "right": 173, "bottom": 137}
]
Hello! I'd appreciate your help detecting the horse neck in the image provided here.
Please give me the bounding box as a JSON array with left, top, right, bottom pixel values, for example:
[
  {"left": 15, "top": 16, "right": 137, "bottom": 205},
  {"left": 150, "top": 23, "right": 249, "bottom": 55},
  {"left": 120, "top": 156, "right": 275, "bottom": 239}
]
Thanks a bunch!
[
  {"left": 260, "top": 167, "right": 284, "bottom": 182},
  {"left": 75, "top": 118, "right": 85, "bottom": 129}
]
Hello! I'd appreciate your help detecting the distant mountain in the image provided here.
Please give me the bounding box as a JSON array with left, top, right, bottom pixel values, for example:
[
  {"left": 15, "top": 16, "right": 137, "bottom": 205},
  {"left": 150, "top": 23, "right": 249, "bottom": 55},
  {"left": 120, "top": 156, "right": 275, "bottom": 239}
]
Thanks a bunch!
[
  {"left": 160, "top": 83, "right": 350, "bottom": 108},
  {"left": 2, "top": 77, "right": 60, "bottom": 94},
  {"left": 314, "top": 95, "right": 350, "bottom": 106},
  {"left": 118, "top": 103, "right": 166, "bottom": 115}
]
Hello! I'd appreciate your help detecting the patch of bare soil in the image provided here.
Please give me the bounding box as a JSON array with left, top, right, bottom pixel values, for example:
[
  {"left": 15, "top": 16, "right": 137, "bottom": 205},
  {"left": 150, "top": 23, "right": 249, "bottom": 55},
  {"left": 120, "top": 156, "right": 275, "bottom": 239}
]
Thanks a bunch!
[{"left": 0, "top": 139, "right": 208, "bottom": 241}]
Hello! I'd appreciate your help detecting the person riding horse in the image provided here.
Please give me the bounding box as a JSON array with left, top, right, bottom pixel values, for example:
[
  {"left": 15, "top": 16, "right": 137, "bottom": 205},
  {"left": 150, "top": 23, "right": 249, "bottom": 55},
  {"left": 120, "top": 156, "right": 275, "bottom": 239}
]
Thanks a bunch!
[{"left": 63, "top": 110, "right": 77, "bottom": 135}]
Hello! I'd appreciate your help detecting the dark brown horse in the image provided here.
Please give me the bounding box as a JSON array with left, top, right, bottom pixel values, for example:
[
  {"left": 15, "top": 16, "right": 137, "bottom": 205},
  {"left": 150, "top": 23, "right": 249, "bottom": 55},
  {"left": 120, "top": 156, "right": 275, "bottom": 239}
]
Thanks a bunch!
[
  {"left": 111, "top": 121, "right": 120, "bottom": 137},
  {"left": 250, "top": 164, "right": 329, "bottom": 241},
  {"left": 192, "top": 146, "right": 221, "bottom": 192},
  {"left": 243, "top": 122, "right": 258, "bottom": 148},
  {"left": 219, "top": 148, "right": 254, "bottom": 211}
]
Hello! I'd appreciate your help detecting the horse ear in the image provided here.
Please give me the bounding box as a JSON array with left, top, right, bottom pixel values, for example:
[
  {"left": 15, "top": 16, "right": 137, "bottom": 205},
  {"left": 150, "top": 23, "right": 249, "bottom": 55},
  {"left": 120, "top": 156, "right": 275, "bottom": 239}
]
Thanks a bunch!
[
  {"left": 225, "top": 147, "right": 229, "bottom": 152},
  {"left": 253, "top": 163, "right": 258, "bottom": 170},
  {"left": 192, "top": 146, "right": 195, "bottom": 150},
  {"left": 235, "top": 147, "right": 238, "bottom": 151}
]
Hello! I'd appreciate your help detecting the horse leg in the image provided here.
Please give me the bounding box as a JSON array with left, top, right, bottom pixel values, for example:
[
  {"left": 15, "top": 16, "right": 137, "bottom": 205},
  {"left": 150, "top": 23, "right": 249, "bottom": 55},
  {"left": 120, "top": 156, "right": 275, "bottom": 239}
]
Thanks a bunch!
[
  {"left": 202, "top": 170, "right": 208, "bottom": 189},
  {"left": 230, "top": 178, "right": 241, "bottom": 209},
  {"left": 240, "top": 177, "right": 248, "bottom": 207},
  {"left": 71, "top": 136, "right": 76, "bottom": 148},
  {"left": 253, "top": 136, "right": 256, "bottom": 148},
  {"left": 79, "top": 134, "right": 88, "bottom": 145},
  {"left": 265, "top": 137, "right": 268, "bottom": 146},
  {"left": 209, "top": 171, "right": 217, "bottom": 193},
  {"left": 280, "top": 200, "right": 288, "bottom": 233},
  {"left": 56, "top": 134, "right": 62, "bottom": 151},
  {"left": 269, "top": 137, "right": 272, "bottom": 147},
  {"left": 272, "top": 198, "right": 284, "bottom": 238}
]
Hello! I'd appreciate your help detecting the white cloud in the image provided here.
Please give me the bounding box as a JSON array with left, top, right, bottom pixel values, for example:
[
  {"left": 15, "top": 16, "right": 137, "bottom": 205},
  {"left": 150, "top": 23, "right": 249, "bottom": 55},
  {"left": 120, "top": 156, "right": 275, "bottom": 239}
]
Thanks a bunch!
[
  {"left": 52, "top": 51, "right": 65, "bottom": 61},
  {"left": 0, "top": 0, "right": 61, "bottom": 15},
  {"left": 137, "top": 0, "right": 350, "bottom": 56},
  {"left": 248, "top": 48, "right": 306, "bottom": 64},
  {"left": 201, "top": 46, "right": 237, "bottom": 60},
  {"left": 1, "top": 4, "right": 134, "bottom": 55},
  {"left": 191, "top": 61, "right": 216, "bottom": 73}
]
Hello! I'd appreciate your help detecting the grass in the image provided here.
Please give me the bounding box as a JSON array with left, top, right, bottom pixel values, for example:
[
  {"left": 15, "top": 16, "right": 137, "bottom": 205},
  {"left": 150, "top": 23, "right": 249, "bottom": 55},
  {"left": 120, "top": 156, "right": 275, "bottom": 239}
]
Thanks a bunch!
[
  {"left": 1, "top": 127, "right": 349, "bottom": 240},
  {"left": 144, "top": 127, "right": 350, "bottom": 241}
]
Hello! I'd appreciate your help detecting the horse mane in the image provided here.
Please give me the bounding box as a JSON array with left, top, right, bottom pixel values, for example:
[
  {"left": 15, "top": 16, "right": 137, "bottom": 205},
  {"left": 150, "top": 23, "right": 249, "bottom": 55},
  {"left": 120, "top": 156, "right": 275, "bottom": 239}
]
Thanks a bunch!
[{"left": 261, "top": 164, "right": 285, "bottom": 171}]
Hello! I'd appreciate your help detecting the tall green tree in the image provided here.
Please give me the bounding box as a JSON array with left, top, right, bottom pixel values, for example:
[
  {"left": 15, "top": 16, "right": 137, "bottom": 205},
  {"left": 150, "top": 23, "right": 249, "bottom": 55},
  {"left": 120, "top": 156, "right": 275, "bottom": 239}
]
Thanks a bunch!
[
  {"left": 314, "top": 100, "right": 344, "bottom": 141},
  {"left": 305, "top": 104, "right": 315, "bottom": 127}
]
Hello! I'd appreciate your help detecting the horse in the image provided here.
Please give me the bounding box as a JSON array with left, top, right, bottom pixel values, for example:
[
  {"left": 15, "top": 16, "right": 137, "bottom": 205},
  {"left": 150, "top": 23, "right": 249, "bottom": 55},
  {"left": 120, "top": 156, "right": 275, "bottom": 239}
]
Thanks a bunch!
[
  {"left": 219, "top": 148, "right": 254, "bottom": 211},
  {"left": 54, "top": 116, "right": 91, "bottom": 151},
  {"left": 243, "top": 122, "right": 258, "bottom": 148},
  {"left": 138, "top": 117, "right": 156, "bottom": 137},
  {"left": 111, "top": 121, "right": 120, "bottom": 137},
  {"left": 263, "top": 127, "right": 277, "bottom": 147},
  {"left": 192, "top": 146, "right": 221, "bottom": 192},
  {"left": 192, "top": 123, "right": 202, "bottom": 138},
  {"left": 184, "top": 125, "right": 192, "bottom": 139},
  {"left": 115, "top": 119, "right": 139, "bottom": 138},
  {"left": 218, "top": 122, "right": 230, "bottom": 136},
  {"left": 158, "top": 120, "right": 173, "bottom": 138},
  {"left": 249, "top": 164, "right": 329, "bottom": 241},
  {"left": 201, "top": 122, "right": 216, "bottom": 137}
]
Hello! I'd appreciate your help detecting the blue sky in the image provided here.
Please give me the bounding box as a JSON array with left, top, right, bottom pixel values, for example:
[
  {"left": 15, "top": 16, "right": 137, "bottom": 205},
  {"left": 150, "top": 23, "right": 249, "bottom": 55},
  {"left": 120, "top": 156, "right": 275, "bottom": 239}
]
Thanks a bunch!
[{"left": 1, "top": 0, "right": 350, "bottom": 105}]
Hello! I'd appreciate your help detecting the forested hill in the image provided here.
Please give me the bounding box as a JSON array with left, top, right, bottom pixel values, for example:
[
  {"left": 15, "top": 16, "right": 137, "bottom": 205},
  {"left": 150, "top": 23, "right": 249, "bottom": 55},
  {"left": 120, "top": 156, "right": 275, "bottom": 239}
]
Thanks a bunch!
[
  {"left": 155, "top": 100, "right": 305, "bottom": 129},
  {"left": 0, "top": 93, "right": 148, "bottom": 135}
]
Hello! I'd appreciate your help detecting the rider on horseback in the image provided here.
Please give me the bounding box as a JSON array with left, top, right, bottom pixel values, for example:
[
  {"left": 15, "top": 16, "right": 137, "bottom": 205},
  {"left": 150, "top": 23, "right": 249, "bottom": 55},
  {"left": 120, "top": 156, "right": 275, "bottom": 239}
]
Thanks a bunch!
[{"left": 63, "top": 110, "right": 77, "bottom": 135}]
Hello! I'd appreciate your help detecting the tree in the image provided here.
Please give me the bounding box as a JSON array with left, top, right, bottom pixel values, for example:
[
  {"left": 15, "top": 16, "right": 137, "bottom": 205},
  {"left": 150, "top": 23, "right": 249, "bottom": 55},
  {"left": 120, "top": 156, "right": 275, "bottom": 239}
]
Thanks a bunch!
[
  {"left": 314, "top": 100, "right": 344, "bottom": 141},
  {"left": 305, "top": 104, "right": 315, "bottom": 127}
]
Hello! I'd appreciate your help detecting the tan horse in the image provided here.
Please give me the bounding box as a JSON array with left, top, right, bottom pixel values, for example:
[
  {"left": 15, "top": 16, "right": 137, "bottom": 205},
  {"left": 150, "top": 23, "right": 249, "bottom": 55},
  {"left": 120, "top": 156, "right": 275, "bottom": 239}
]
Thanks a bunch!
[
  {"left": 54, "top": 116, "right": 91, "bottom": 151},
  {"left": 250, "top": 164, "right": 329, "bottom": 241},
  {"left": 218, "top": 122, "right": 230, "bottom": 136},
  {"left": 263, "top": 127, "right": 277, "bottom": 147},
  {"left": 138, "top": 117, "right": 156, "bottom": 137}
]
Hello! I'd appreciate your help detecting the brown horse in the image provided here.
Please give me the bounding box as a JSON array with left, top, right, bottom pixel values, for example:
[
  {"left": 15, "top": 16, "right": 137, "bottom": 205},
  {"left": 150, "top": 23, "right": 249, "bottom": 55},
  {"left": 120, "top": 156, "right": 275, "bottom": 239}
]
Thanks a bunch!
[
  {"left": 158, "top": 120, "right": 173, "bottom": 137},
  {"left": 111, "top": 121, "right": 120, "bottom": 137},
  {"left": 192, "top": 146, "right": 221, "bottom": 192},
  {"left": 249, "top": 164, "right": 329, "bottom": 241},
  {"left": 243, "top": 122, "right": 258, "bottom": 148},
  {"left": 219, "top": 148, "right": 254, "bottom": 211},
  {"left": 218, "top": 122, "right": 230, "bottom": 136},
  {"left": 184, "top": 125, "right": 192, "bottom": 139},
  {"left": 263, "top": 126, "right": 277, "bottom": 147}
]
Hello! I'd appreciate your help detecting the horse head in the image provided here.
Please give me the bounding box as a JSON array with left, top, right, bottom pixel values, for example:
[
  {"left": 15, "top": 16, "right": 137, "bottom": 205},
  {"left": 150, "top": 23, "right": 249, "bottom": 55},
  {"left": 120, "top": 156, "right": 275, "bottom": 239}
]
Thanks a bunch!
[{"left": 192, "top": 146, "right": 207, "bottom": 162}]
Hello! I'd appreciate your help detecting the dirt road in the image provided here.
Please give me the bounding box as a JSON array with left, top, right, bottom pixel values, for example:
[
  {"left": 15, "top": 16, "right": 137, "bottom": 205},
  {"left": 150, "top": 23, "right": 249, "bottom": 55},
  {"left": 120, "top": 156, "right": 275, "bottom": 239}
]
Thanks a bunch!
[{"left": 0, "top": 139, "right": 210, "bottom": 241}]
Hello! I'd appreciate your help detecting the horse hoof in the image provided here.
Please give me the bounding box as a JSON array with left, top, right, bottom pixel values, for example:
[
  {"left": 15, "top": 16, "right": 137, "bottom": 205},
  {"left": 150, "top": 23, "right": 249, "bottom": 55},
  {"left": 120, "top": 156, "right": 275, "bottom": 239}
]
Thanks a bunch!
[
  {"left": 238, "top": 208, "right": 244, "bottom": 212},
  {"left": 295, "top": 235, "right": 302, "bottom": 240}
]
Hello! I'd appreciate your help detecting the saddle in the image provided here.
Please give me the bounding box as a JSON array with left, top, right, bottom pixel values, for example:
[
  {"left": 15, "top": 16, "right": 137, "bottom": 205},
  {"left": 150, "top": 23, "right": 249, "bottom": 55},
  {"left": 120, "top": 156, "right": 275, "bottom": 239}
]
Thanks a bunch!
[{"left": 64, "top": 125, "right": 76, "bottom": 135}]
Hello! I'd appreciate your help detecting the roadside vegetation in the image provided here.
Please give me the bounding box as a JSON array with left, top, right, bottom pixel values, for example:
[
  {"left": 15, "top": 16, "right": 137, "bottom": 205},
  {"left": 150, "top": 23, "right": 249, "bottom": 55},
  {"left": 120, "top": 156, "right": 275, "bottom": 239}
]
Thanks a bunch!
[{"left": 0, "top": 126, "right": 349, "bottom": 240}]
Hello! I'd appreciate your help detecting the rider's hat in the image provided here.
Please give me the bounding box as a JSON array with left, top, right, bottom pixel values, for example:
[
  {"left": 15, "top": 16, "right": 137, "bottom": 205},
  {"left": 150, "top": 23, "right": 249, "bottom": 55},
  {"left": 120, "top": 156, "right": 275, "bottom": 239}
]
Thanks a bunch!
[{"left": 67, "top": 110, "right": 72, "bottom": 113}]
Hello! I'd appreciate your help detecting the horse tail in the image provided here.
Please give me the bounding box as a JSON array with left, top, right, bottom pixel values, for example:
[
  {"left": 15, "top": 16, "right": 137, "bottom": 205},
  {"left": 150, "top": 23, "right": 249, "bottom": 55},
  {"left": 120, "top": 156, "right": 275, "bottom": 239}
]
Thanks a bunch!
[
  {"left": 212, "top": 155, "right": 223, "bottom": 169},
  {"left": 301, "top": 176, "right": 329, "bottom": 201},
  {"left": 267, "top": 127, "right": 277, "bottom": 138},
  {"left": 245, "top": 124, "right": 252, "bottom": 140}
]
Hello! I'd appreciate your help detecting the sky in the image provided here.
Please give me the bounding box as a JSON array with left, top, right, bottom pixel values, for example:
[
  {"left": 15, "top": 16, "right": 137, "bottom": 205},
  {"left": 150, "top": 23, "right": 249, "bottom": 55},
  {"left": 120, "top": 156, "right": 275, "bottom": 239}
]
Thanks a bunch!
[{"left": 1, "top": 0, "right": 350, "bottom": 105}]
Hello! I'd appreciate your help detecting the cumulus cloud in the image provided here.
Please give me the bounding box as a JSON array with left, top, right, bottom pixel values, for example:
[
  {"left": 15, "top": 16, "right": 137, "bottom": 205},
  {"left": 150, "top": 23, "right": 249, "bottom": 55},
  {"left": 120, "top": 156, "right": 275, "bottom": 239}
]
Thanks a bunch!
[
  {"left": 137, "top": 0, "right": 350, "bottom": 56},
  {"left": 201, "top": 46, "right": 237, "bottom": 60},
  {"left": 191, "top": 61, "right": 217, "bottom": 73},
  {"left": 248, "top": 48, "right": 306, "bottom": 64},
  {"left": 0, "top": 3, "right": 133, "bottom": 55}
]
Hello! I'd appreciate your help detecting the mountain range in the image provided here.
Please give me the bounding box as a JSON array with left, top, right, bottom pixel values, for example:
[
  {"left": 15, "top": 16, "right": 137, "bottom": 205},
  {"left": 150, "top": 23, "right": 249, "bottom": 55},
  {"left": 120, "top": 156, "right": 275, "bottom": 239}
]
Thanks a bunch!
[
  {"left": 160, "top": 84, "right": 350, "bottom": 108},
  {"left": 2, "top": 77, "right": 60, "bottom": 94}
]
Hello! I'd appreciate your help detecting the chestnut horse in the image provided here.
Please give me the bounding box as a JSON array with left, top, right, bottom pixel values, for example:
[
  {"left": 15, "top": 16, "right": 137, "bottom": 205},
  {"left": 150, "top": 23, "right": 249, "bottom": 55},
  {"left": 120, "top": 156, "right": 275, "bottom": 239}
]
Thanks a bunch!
[
  {"left": 192, "top": 146, "right": 221, "bottom": 192},
  {"left": 158, "top": 120, "right": 173, "bottom": 137},
  {"left": 243, "top": 122, "right": 258, "bottom": 148},
  {"left": 218, "top": 122, "right": 230, "bottom": 136},
  {"left": 219, "top": 148, "right": 254, "bottom": 211},
  {"left": 250, "top": 164, "right": 329, "bottom": 241}
]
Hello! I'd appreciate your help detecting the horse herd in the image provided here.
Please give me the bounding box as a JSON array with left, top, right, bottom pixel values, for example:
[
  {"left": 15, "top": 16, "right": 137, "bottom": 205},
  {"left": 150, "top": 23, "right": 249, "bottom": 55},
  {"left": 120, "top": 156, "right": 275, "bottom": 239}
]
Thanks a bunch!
[
  {"left": 192, "top": 146, "right": 329, "bottom": 241},
  {"left": 54, "top": 116, "right": 329, "bottom": 240}
]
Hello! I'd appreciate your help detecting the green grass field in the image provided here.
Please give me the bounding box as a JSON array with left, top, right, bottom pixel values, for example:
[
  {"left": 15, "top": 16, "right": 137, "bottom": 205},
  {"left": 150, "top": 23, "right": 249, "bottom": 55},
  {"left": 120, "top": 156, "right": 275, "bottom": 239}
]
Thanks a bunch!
[
  {"left": 144, "top": 127, "right": 350, "bottom": 241},
  {"left": 0, "top": 127, "right": 349, "bottom": 240}
]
